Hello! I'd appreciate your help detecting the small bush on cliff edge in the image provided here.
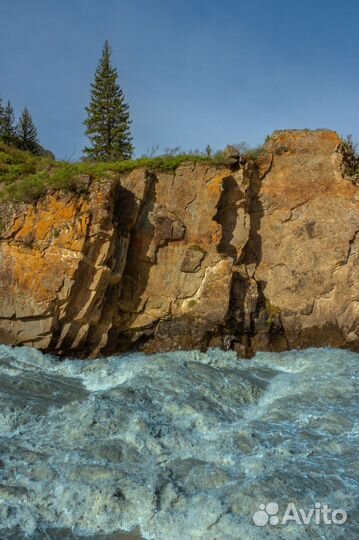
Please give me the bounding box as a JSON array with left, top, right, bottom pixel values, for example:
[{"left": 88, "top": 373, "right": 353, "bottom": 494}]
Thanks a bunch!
[
  {"left": 232, "top": 141, "right": 266, "bottom": 160},
  {"left": 0, "top": 142, "right": 228, "bottom": 202},
  {"left": 0, "top": 139, "right": 266, "bottom": 203},
  {"left": 341, "top": 135, "right": 359, "bottom": 183}
]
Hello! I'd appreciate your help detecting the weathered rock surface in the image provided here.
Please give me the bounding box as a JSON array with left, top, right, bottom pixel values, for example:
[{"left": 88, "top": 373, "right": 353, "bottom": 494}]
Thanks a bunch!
[
  {"left": 249, "top": 130, "right": 359, "bottom": 351},
  {"left": 0, "top": 130, "right": 358, "bottom": 357}
]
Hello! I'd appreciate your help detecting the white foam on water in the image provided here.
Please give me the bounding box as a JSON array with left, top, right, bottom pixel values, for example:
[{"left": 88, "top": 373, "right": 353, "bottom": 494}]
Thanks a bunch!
[{"left": 0, "top": 345, "right": 358, "bottom": 539}]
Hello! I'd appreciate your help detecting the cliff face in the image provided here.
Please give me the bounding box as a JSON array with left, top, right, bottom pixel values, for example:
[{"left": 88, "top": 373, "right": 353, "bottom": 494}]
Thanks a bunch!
[
  {"left": 0, "top": 130, "right": 358, "bottom": 357},
  {"left": 235, "top": 130, "right": 359, "bottom": 353}
]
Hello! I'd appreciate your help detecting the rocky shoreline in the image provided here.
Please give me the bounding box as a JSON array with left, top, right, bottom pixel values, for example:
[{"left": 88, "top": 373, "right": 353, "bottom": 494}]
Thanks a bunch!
[{"left": 0, "top": 129, "right": 358, "bottom": 358}]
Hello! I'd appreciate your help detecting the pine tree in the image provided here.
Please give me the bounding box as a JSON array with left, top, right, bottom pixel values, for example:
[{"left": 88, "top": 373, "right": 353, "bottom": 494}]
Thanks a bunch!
[
  {"left": 16, "top": 107, "right": 41, "bottom": 154},
  {"left": 1, "top": 100, "right": 17, "bottom": 146},
  {"left": 83, "top": 41, "right": 133, "bottom": 161},
  {"left": 0, "top": 96, "right": 5, "bottom": 137}
]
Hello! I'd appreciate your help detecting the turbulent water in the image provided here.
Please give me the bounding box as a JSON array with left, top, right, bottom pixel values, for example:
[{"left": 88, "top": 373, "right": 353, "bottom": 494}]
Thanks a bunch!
[{"left": 0, "top": 345, "right": 358, "bottom": 540}]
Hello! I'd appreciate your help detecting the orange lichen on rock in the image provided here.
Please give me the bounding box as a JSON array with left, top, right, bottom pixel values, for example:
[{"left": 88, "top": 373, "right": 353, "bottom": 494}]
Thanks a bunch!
[{"left": 0, "top": 130, "right": 358, "bottom": 356}]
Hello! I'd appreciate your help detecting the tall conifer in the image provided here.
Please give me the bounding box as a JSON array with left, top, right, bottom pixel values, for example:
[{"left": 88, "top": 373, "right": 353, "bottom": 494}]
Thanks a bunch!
[
  {"left": 0, "top": 96, "right": 5, "bottom": 137},
  {"left": 1, "top": 100, "right": 17, "bottom": 146},
  {"left": 83, "top": 41, "right": 133, "bottom": 161},
  {"left": 16, "top": 108, "right": 41, "bottom": 154}
]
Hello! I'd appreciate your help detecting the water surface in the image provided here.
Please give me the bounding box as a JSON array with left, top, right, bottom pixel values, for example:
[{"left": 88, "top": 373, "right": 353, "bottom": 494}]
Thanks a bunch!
[{"left": 0, "top": 345, "right": 357, "bottom": 539}]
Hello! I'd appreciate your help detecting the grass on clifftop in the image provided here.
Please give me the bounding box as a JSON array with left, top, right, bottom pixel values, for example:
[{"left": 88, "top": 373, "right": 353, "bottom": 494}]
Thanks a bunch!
[{"left": 0, "top": 142, "right": 229, "bottom": 202}]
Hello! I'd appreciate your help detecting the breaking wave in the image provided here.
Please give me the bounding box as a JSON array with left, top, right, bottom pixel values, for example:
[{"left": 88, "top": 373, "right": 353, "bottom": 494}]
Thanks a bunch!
[{"left": 0, "top": 345, "right": 358, "bottom": 539}]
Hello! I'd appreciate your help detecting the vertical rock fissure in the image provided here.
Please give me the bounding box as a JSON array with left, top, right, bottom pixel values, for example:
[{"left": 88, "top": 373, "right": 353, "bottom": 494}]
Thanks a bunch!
[
  {"left": 106, "top": 172, "right": 159, "bottom": 353},
  {"left": 223, "top": 160, "right": 285, "bottom": 356},
  {"left": 2, "top": 130, "right": 358, "bottom": 356},
  {"left": 81, "top": 180, "right": 141, "bottom": 357},
  {"left": 227, "top": 162, "right": 264, "bottom": 353}
]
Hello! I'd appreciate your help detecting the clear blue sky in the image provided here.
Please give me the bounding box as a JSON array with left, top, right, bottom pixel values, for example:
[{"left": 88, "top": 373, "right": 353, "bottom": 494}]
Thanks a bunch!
[{"left": 0, "top": 0, "right": 358, "bottom": 159}]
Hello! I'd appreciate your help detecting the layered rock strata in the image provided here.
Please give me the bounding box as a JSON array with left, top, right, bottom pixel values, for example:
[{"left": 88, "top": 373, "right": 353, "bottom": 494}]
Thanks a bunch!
[{"left": 0, "top": 130, "right": 358, "bottom": 357}]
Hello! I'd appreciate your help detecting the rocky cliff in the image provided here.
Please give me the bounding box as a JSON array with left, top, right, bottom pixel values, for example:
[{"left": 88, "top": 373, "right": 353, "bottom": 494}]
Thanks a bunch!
[{"left": 0, "top": 130, "right": 358, "bottom": 357}]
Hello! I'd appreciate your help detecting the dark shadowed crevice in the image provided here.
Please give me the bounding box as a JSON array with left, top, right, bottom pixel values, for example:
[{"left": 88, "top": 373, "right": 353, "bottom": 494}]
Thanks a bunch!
[
  {"left": 237, "top": 164, "right": 263, "bottom": 268},
  {"left": 213, "top": 176, "right": 244, "bottom": 260},
  {"left": 52, "top": 181, "right": 142, "bottom": 357},
  {"left": 224, "top": 163, "right": 267, "bottom": 354},
  {"left": 227, "top": 161, "right": 288, "bottom": 355},
  {"left": 106, "top": 173, "right": 158, "bottom": 352}
]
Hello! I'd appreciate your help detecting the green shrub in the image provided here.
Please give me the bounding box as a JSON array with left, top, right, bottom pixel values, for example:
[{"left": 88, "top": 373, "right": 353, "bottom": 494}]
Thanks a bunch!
[
  {"left": 231, "top": 141, "right": 266, "bottom": 161},
  {"left": 0, "top": 142, "right": 231, "bottom": 202},
  {"left": 264, "top": 299, "right": 281, "bottom": 325},
  {"left": 341, "top": 135, "right": 359, "bottom": 181},
  {"left": 0, "top": 162, "right": 37, "bottom": 183},
  {"left": 242, "top": 145, "right": 265, "bottom": 160}
]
